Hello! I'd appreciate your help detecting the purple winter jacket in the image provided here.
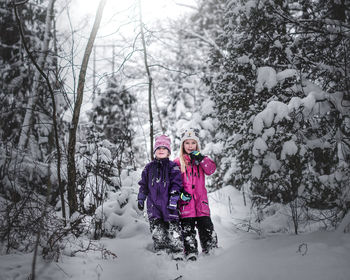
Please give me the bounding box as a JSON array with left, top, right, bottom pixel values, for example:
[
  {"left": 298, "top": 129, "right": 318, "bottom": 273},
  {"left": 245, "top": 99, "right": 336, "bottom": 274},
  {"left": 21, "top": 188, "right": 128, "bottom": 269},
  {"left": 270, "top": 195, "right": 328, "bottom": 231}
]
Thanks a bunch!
[{"left": 137, "top": 158, "right": 182, "bottom": 222}]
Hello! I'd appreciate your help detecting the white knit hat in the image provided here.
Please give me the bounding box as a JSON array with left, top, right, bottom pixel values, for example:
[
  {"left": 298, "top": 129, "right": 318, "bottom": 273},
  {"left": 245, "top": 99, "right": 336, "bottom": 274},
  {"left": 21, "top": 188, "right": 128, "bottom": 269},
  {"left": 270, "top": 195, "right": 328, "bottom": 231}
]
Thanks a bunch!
[{"left": 180, "top": 128, "right": 201, "bottom": 150}]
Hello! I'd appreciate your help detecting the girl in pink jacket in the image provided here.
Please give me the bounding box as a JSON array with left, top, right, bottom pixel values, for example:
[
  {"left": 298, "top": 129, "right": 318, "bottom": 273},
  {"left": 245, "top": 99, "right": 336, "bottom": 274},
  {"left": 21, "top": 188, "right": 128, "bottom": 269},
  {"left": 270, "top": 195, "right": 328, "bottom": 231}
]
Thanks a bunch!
[{"left": 174, "top": 128, "right": 218, "bottom": 261}]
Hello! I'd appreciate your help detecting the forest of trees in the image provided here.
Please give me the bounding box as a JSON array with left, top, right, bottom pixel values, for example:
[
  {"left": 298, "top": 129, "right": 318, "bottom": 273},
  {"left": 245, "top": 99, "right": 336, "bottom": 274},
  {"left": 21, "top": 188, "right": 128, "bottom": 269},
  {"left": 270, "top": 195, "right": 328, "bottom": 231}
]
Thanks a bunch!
[{"left": 0, "top": 0, "right": 349, "bottom": 263}]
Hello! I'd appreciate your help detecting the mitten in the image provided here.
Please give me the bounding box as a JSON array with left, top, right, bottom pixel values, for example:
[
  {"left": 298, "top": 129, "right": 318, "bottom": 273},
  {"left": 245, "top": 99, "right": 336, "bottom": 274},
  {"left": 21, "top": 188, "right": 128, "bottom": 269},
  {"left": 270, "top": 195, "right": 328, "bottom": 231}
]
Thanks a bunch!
[
  {"left": 138, "top": 200, "right": 144, "bottom": 211},
  {"left": 190, "top": 151, "right": 205, "bottom": 165},
  {"left": 168, "top": 192, "right": 180, "bottom": 210},
  {"left": 180, "top": 191, "right": 192, "bottom": 202}
]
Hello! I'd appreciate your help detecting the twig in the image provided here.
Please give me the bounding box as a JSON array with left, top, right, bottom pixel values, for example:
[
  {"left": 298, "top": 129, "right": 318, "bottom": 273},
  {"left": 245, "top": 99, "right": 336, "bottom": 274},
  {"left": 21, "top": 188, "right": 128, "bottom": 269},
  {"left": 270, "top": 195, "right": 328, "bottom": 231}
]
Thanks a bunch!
[
  {"left": 297, "top": 243, "right": 308, "bottom": 256},
  {"left": 55, "top": 264, "right": 71, "bottom": 278}
]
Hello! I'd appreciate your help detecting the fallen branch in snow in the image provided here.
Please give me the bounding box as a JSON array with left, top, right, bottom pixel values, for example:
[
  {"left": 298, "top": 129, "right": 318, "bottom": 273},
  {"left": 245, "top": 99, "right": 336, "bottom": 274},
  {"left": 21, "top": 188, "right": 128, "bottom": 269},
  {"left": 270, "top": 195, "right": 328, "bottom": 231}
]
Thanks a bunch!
[
  {"left": 297, "top": 243, "right": 308, "bottom": 256},
  {"left": 55, "top": 264, "right": 71, "bottom": 278},
  {"left": 70, "top": 239, "right": 118, "bottom": 260}
]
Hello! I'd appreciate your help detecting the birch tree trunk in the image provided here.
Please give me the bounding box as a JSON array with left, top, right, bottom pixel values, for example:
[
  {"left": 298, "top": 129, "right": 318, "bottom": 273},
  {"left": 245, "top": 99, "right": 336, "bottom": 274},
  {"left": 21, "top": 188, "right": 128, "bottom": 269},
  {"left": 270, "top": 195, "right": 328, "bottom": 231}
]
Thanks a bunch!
[
  {"left": 67, "top": 0, "right": 107, "bottom": 217},
  {"left": 138, "top": 0, "right": 154, "bottom": 160},
  {"left": 13, "top": 0, "right": 66, "bottom": 221},
  {"left": 17, "top": 0, "right": 56, "bottom": 151}
]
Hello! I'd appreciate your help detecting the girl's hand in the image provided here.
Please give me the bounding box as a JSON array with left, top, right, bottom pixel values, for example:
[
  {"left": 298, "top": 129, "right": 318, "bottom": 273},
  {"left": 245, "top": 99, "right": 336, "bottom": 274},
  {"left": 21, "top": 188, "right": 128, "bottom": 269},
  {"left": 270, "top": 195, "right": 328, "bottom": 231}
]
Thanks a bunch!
[
  {"left": 138, "top": 201, "right": 144, "bottom": 211},
  {"left": 190, "top": 151, "right": 205, "bottom": 165},
  {"left": 168, "top": 191, "right": 180, "bottom": 210},
  {"left": 180, "top": 191, "right": 192, "bottom": 202}
]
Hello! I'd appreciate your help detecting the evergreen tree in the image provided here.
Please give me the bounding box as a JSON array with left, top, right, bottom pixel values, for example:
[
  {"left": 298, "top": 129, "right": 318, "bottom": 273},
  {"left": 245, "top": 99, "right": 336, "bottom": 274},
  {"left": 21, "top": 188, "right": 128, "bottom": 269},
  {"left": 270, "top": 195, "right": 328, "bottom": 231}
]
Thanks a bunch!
[
  {"left": 0, "top": 0, "right": 45, "bottom": 144},
  {"left": 0, "top": 0, "right": 62, "bottom": 198},
  {"left": 199, "top": 0, "right": 350, "bottom": 230},
  {"left": 75, "top": 126, "right": 119, "bottom": 215},
  {"left": 161, "top": 26, "right": 205, "bottom": 145},
  {"left": 244, "top": 0, "right": 350, "bottom": 215},
  {"left": 204, "top": 0, "right": 299, "bottom": 190},
  {"left": 88, "top": 76, "right": 137, "bottom": 175},
  {"left": 139, "top": 16, "right": 218, "bottom": 162},
  {"left": 0, "top": 0, "right": 69, "bottom": 254},
  {"left": 152, "top": 3, "right": 224, "bottom": 168}
]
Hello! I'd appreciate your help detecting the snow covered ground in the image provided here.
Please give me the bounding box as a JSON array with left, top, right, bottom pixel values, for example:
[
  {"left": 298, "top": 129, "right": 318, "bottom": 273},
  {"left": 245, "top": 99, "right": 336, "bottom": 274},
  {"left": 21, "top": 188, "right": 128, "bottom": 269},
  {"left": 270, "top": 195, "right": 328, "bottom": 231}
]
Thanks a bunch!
[{"left": 1, "top": 186, "right": 349, "bottom": 280}]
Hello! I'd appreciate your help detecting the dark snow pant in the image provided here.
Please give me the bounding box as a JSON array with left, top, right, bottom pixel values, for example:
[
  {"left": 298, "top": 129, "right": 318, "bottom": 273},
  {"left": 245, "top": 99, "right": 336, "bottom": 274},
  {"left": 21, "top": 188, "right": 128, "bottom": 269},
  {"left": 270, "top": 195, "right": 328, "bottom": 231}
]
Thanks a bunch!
[
  {"left": 180, "top": 216, "right": 218, "bottom": 256},
  {"left": 149, "top": 219, "right": 183, "bottom": 254}
]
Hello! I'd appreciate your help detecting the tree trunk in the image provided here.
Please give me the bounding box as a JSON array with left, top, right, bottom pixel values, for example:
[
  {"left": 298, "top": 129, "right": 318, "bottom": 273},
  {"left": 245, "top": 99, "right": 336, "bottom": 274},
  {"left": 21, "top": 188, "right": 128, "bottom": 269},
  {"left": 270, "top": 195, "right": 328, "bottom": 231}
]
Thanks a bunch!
[
  {"left": 14, "top": 0, "right": 66, "bottom": 222},
  {"left": 17, "top": 0, "right": 56, "bottom": 152},
  {"left": 138, "top": 0, "right": 154, "bottom": 160},
  {"left": 67, "top": 0, "right": 107, "bottom": 217}
]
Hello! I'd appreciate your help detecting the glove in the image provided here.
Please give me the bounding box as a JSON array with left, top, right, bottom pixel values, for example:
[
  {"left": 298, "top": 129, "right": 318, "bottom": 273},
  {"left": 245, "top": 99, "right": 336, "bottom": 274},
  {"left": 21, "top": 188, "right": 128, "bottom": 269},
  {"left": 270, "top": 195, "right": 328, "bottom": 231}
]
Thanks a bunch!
[
  {"left": 190, "top": 151, "right": 205, "bottom": 165},
  {"left": 138, "top": 201, "right": 144, "bottom": 211},
  {"left": 168, "top": 192, "right": 180, "bottom": 210},
  {"left": 180, "top": 191, "right": 192, "bottom": 202}
]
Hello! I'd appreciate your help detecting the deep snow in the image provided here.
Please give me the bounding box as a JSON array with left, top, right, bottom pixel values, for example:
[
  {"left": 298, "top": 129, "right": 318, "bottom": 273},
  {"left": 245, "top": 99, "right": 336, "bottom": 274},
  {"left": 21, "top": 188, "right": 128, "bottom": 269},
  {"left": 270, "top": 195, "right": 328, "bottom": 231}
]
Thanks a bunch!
[{"left": 1, "top": 186, "right": 349, "bottom": 280}]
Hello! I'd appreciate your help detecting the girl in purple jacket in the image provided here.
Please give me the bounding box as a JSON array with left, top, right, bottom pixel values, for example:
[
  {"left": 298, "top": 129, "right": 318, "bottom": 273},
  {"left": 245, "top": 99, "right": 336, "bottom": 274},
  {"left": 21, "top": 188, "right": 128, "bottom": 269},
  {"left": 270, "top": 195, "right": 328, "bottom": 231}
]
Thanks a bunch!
[
  {"left": 174, "top": 128, "right": 218, "bottom": 261},
  {"left": 137, "top": 135, "right": 184, "bottom": 259}
]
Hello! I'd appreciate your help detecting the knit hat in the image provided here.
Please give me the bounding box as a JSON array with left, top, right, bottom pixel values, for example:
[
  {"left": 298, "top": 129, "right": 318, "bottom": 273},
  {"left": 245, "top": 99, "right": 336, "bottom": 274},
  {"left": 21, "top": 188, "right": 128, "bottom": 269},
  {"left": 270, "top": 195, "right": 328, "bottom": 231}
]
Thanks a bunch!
[
  {"left": 180, "top": 128, "right": 201, "bottom": 150},
  {"left": 154, "top": 134, "right": 171, "bottom": 154}
]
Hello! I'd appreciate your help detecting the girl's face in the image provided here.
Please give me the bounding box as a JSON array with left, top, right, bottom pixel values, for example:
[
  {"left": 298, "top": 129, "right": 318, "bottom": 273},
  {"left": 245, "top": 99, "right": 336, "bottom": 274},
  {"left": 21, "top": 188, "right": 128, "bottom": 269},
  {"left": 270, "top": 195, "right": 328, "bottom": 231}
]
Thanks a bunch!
[
  {"left": 155, "top": 147, "right": 169, "bottom": 159},
  {"left": 183, "top": 139, "right": 198, "bottom": 154}
]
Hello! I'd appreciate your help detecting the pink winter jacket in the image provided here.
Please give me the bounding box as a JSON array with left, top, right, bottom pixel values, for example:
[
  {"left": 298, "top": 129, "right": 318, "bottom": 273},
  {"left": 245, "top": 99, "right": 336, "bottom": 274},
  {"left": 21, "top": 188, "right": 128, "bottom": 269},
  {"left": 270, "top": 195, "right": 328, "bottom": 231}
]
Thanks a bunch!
[{"left": 174, "top": 154, "right": 216, "bottom": 218}]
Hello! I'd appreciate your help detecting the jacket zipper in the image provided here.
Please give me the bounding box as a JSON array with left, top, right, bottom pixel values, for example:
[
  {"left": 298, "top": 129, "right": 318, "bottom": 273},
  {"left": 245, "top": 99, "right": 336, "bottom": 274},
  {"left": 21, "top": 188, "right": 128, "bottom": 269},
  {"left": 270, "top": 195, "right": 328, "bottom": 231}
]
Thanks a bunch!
[{"left": 190, "top": 161, "right": 198, "bottom": 216}]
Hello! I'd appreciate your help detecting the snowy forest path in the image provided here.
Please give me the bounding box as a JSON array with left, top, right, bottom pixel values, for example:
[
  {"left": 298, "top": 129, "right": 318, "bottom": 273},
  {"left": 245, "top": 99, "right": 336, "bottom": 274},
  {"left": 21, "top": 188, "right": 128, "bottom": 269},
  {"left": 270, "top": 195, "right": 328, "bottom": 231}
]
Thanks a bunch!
[{"left": 1, "top": 187, "right": 350, "bottom": 280}]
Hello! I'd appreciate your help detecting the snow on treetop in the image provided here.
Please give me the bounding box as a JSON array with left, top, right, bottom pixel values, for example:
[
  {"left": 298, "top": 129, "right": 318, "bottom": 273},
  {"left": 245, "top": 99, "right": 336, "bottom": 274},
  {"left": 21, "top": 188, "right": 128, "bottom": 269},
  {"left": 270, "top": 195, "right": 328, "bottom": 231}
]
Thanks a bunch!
[
  {"left": 255, "top": 66, "right": 277, "bottom": 93},
  {"left": 237, "top": 55, "right": 250, "bottom": 64},
  {"left": 276, "top": 69, "right": 298, "bottom": 82},
  {"left": 281, "top": 140, "right": 298, "bottom": 160},
  {"left": 253, "top": 67, "right": 329, "bottom": 136},
  {"left": 253, "top": 101, "right": 289, "bottom": 135},
  {"left": 256, "top": 66, "right": 299, "bottom": 93},
  {"left": 252, "top": 137, "right": 268, "bottom": 157}
]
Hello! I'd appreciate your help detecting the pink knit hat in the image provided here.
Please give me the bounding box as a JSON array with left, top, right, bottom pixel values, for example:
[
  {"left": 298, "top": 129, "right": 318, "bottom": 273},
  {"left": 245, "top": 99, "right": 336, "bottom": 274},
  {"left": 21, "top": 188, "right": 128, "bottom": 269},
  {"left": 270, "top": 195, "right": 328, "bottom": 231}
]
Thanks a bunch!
[{"left": 154, "top": 135, "right": 171, "bottom": 154}]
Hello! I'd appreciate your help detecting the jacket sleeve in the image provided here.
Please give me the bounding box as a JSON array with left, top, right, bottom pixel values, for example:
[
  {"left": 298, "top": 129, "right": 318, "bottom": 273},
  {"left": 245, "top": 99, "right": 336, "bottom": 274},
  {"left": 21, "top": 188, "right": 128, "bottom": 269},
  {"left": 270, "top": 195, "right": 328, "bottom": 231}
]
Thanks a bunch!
[
  {"left": 200, "top": 156, "right": 216, "bottom": 176},
  {"left": 173, "top": 158, "right": 181, "bottom": 169},
  {"left": 169, "top": 162, "right": 183, "bottom": 194},
  {"left": 137, "top": 165, "right": 149, "bottom": 202}
]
